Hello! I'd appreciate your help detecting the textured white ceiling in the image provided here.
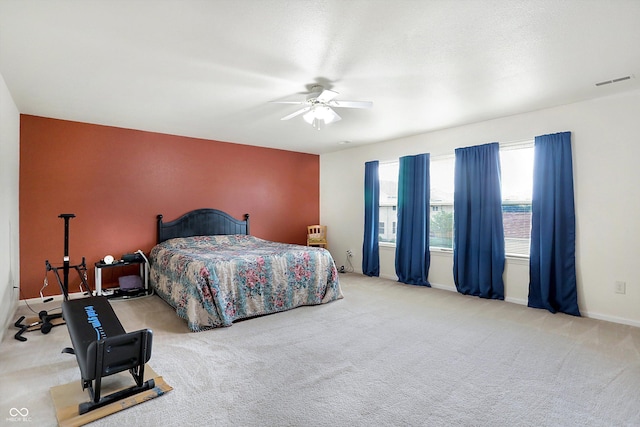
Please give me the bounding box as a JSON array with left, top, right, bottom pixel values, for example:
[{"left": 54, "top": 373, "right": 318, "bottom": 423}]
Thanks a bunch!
[{"left": 1, "top": 0, "right": 639, "bottom": 154}]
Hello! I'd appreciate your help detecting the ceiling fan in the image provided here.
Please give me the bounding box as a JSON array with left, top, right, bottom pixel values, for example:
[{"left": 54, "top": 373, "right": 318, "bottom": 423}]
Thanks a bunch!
[{"left": 272, "top": 85, "right": 372, "bottom": 130}]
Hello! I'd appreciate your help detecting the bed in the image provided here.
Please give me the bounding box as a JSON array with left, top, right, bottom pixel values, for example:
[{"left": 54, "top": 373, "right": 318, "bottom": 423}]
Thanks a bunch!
[{"left": 149, "top": 209, "right": 343, "bottom": 331}]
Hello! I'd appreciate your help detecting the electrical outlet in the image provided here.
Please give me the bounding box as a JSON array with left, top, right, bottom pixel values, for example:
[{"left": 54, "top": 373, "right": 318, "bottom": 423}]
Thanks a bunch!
[
  {"left": 346, "top": 249, "right": 353, "bottom": 258},
  {"left": 614, "top": 281, "right": 626, "bottom": 294}
]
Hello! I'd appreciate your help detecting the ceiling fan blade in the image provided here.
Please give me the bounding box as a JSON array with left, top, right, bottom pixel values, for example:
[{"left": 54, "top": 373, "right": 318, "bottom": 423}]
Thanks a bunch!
[
  {"left": 316, "top": 89, "right": 339, "bottom": 103},
  {"left": 271, "top": 100, "right": 306, "bottom": 105},
  {"left": 329, "top": 100, "right": 373, "bottom": 109},
  {"left": 280, "top": 106, "right": 311, "bottom": 120}
]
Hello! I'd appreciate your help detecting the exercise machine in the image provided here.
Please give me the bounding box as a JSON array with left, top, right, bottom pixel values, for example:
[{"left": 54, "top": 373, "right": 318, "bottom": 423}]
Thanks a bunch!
[
  {"left": 48, "top": 215, "right": 155, "bottom": 414},
  {"left": 14, "top": 214, "right": 91, "bottom": 341}
]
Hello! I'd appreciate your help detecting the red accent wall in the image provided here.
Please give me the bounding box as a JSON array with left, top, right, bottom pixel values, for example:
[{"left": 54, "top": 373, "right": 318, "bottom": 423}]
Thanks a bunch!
[{"left": 19, "top": 115, "right": 319, "bottom": 299}]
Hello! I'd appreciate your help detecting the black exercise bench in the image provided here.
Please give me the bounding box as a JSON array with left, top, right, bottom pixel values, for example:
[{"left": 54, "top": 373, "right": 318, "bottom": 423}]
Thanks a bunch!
[{"left": 62, "top": 296, "right": 154, "bottom": 414}]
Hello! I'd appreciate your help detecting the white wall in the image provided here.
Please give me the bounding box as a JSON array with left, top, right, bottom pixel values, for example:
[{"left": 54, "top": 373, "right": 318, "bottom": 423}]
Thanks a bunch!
[
  {"left": 321, "top": 90, "right": 640, "bottom": 327},
  {"left": 0, "top": 71, "right": 20, "bottom": 342}
]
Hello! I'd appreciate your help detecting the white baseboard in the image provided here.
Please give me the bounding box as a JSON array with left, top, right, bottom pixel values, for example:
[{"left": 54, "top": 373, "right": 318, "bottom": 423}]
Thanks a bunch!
[
  {"left": 431, "top": 282, "right": 527, "bottom": 305},
  {"left": 375, "top": 276, "right": 639, "bottom": 328},
  {"left": 430, "top": 282, "right": 640, "bottom": 327},
  {"left": 19, "top": 291, "right": 88, "bottom": 307},
  {"left": 578, "top": 310, "right": 640, "bottom": 328},
  {"left": 504, "top": 296, "right": 528, "bottom": 306},
  {"left": 430, "top": 282, "right": 456, "bottom": 292}
]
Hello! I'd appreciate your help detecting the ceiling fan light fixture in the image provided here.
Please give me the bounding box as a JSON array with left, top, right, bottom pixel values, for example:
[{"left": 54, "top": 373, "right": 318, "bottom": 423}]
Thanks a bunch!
[
  {"left": 302, "top": 109, "right": 322, "bottom": 130},
  {"left": 302, "top": 109, "right": 316, "bottom": 124},
  {"left": 317, "top": 106, "right": 334, "bottom": 122},
  {"left": 302, "top": 106, "right": 336, "bottom": 129}
]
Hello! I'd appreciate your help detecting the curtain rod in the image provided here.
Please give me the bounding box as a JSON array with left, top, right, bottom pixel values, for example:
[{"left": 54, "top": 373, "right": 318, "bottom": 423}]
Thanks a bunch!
[{"left": 379, "top": 137, "right": 534, "bottom": 163}]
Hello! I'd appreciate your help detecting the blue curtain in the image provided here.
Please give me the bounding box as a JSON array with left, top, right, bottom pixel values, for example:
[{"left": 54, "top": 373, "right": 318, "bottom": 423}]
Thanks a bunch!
[
  {"left": 362, "top": 161, "right": 380, "bottom": 276},
  {"left": 395, "top": 154, "right": 430, "bottom": 286},
  {"left": 528, "top": 132, "right": 580, "bottom": 316},
  {"left": 453, "top": 143, "right": 505, "bottom": 299}
]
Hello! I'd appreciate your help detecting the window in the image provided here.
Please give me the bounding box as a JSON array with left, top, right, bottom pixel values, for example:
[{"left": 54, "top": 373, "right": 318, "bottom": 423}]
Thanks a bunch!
[
  {"left": 376, "top": 143, "right": 533, "bottom": 256},
  {"left": 430, "top": 156, "right": 454, "bottom": 249},
  {"left": 378, "top": 162, "right": 398, "bottom": 244},
  {"left": 500, "top": 143, "right": 534, "bottom": 256}
]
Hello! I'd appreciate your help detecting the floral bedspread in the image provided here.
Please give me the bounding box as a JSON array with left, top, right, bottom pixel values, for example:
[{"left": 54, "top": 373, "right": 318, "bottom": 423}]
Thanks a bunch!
[{"left": 149, "top": 235, "right": 343, "bottom": 331}]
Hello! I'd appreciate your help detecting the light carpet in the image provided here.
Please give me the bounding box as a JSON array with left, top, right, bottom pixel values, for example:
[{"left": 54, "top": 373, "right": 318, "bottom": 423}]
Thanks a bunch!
[{"left": 1, "top": 273, "right": 639, "bottom": 426}]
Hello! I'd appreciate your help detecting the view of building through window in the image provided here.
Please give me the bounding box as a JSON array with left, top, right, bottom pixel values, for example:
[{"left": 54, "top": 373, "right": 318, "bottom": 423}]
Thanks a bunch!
[
  {"left": 377, "top": 143, "right": 533, "bottom": 256},
  {"left": 429, "top": 156, "right": 454, "bottom": 249},
  {"left": 378, "top": 162, "right": 398, "bottom": 244}
]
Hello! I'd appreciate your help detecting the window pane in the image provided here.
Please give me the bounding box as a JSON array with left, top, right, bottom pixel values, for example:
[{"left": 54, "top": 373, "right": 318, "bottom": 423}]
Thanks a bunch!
[
  {"left": 502, "top": 203, "right": 532, "bottom": 255},
  {"left": 430, "top": 157, "right": 454, "bottom": 249},
  {"left": 500, "top": 145, "right": 533, "bottom": 256},
  {"left": 379, "top": 162, "right": 398, "bottom": 243}
]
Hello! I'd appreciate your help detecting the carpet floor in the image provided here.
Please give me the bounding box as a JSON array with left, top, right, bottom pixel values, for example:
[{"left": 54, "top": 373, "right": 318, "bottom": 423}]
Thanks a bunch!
[{"left": 1, "top": 273, "right": 639, "bottom": 426}]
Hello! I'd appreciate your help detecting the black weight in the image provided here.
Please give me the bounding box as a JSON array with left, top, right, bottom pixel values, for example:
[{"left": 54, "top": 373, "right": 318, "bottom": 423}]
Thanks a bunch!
[{"left": 41, "top": 322, "right": 52, "bottom": 334}]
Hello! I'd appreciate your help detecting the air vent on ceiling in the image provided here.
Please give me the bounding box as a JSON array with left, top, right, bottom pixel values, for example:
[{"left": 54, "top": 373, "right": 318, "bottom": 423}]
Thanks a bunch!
[{"left": 595, "top": 75, "right": 632, "bottom": 87}]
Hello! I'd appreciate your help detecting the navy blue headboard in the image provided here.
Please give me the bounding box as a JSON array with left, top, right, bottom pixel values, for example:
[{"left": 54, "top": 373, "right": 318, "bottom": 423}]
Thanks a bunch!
[{"left": 157, "top": 209, "right": 250, "bottom": 243}]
